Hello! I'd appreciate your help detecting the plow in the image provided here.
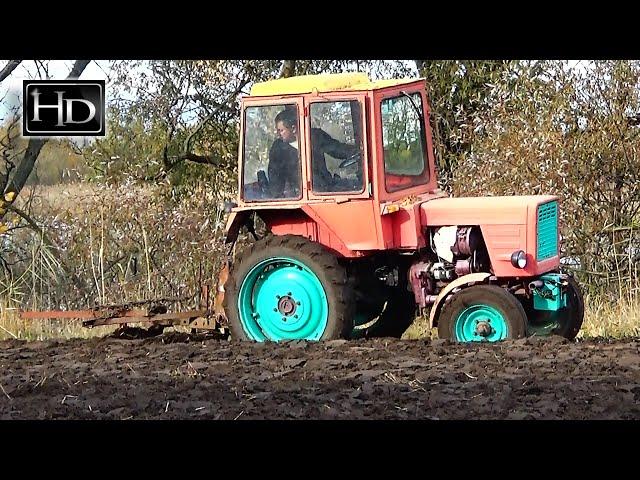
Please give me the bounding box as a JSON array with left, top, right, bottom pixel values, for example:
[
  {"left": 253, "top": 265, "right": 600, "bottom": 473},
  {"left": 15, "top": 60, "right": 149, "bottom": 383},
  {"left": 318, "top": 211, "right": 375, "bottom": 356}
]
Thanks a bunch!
[{"left": 20, "top": 271, "right": 231, "bottom": 337}]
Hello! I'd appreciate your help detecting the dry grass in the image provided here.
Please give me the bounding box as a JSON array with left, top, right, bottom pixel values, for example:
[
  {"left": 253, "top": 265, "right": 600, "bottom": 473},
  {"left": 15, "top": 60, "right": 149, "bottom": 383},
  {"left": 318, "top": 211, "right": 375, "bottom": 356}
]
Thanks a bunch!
[
  {"left": 0, "top": 304, "right": 117, "bottom": 341},
  {"left": 581, "top": 292, "right": 640, "bottom": 338},
  {"left": 402, "top": 316, "right": 438, "bottom": 341},
  {"left": 0, "top": 181, "right": 227, "bottom": 341},
  {"left": 3, "top": 181, "right": 227, "bottom": 309}
]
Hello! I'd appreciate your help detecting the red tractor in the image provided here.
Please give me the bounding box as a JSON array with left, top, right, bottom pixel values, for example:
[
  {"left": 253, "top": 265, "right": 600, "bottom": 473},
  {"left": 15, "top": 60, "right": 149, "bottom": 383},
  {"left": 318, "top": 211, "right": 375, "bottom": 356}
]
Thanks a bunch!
[{"left": 221, "top": 72, "right": 583, "bottom": 343}]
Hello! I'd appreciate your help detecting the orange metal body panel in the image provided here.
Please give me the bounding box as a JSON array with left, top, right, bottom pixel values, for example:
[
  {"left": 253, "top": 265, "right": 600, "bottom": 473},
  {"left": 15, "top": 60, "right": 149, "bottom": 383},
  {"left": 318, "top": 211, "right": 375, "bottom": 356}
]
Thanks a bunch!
[
  {"left": 260, "top": 208, "right": 353, "bottom": 257},
  {"left": 379, "top": 192, "right": 446, "bottom": 249},
  {"left": 420, "top": 195, "right": 560, "bottom": 277},
  {"left": 303, "top": 201, "right": 382, "bottom": 252},
  {"left": 391, "top": 204, "right": 425, "bottom": 249},
  {"left": 248, "top": 203, "right": 381, "bottom": 258}
]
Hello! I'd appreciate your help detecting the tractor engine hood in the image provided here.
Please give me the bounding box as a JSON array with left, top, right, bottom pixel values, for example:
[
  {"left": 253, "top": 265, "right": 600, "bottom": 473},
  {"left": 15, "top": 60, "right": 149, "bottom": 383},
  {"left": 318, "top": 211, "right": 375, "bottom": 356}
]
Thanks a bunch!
[
  {"left": 420, "top": 195, "right": 560, "bottom": 277},
  {"left": 420, "top": 195, "right": 559, "bottom": 227}
]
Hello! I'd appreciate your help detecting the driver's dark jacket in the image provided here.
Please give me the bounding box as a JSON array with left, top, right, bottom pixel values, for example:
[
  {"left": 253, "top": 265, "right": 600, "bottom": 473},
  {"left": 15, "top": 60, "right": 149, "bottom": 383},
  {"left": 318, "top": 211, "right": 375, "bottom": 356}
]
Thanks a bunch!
[{"left": 268, "top": 128, "right": 358, "bottom": 198}]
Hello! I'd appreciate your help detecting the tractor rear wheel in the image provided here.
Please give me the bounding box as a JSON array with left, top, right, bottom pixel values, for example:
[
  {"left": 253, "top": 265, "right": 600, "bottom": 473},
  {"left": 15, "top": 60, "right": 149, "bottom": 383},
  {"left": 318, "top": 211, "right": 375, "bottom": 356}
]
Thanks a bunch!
[
  {"left": 523, "top": 276, "right": 584, "bottom": 340},
  {"left": 223, "top": 235, "right": 354, "bottom": 342},
  {"left": 438, "top": 285, "right": 527, "bottom": 342}
]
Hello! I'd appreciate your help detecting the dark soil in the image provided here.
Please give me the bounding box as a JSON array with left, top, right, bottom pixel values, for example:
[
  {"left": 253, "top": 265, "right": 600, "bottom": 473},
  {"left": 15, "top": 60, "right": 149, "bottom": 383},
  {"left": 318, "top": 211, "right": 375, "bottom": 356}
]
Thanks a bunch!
[{"left": 1, "top": 333, "right": 640, "bottom": 420}]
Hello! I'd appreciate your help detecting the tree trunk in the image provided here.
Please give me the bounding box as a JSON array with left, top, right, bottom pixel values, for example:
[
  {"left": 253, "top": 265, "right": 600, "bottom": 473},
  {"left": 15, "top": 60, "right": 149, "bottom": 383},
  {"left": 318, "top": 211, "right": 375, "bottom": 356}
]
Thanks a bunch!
[{"left": 281, "top": 60, "right": 296, "bottom": 78}]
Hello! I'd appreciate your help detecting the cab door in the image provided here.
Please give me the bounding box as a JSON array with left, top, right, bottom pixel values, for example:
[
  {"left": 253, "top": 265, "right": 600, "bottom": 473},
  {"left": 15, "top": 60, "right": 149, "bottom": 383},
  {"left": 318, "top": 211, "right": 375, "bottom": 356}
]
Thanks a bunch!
[{"left": 301, "top": 93, "right": 386, "bottom": 252}]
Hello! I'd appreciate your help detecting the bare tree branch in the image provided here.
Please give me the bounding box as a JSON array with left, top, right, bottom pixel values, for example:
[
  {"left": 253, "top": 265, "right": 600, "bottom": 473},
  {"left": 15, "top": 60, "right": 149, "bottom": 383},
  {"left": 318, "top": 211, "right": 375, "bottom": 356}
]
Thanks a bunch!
[
  {"left": 154, "top": 77, "right": 249, "bottom": 182},
  {"left": 175, "top": 152, "right": 222, "bottom": 166},
  {"left": 68, "top": 59, "right": 91, "bottom": 79},
  {"left": 182, "top": 82, "right": 248, "bottom": 154},
  {"left": 0, "top": 59, "right": 91, "bottom": 220},
  {"left": 0, "top": 60, "right": 21, "bottom": 83}
]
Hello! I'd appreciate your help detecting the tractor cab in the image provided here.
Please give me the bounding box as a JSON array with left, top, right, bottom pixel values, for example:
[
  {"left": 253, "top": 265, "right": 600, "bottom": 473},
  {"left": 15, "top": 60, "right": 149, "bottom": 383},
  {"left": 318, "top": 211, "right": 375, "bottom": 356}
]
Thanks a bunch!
[{"left": 238, "top": 72, "right": 438, "bottom": 208}]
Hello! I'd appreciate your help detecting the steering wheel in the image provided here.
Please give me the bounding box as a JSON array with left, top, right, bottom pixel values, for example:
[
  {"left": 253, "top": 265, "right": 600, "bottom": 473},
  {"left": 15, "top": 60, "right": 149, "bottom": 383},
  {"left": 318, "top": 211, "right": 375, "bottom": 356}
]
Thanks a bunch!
[{"left": 338, "top": 152, "right": 361, "bottom": 169}]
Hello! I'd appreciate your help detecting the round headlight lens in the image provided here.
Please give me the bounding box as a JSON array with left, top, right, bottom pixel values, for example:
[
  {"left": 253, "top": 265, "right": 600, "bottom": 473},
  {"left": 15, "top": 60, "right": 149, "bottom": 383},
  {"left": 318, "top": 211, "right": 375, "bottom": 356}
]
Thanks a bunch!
[{"left": 511, "top": 250, "right": 527, "bottom": 269}]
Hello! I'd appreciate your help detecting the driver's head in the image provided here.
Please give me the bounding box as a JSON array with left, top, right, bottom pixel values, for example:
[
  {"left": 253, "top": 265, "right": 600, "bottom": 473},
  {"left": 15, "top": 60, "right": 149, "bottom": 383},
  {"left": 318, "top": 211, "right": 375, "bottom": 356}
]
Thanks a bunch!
[{"left": 275, "top": 109, "right": 297, "bottom": 144}]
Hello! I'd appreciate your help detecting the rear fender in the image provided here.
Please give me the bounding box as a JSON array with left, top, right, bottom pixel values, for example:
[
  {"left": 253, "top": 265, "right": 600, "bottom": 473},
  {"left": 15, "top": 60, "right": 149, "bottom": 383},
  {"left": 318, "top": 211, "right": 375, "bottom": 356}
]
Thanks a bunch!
[
  {"left": 428, "top": 273, "right": 492, "bottom": 328},
  {"left": 224, "top": 211, "right": 251, "bottom": 244},
  {"left": 225, "top": 208, "right": 355, "bottom": 258},
  {"left": 259, "top": 208, "right": 354, "bottom": 257}
]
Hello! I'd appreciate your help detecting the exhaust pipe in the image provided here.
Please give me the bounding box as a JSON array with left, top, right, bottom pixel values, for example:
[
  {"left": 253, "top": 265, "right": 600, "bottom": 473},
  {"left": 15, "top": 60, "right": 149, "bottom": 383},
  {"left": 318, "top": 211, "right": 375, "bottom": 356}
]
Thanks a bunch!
[{"left": 528, "top": 279, "right": 544, "bottom": 290}]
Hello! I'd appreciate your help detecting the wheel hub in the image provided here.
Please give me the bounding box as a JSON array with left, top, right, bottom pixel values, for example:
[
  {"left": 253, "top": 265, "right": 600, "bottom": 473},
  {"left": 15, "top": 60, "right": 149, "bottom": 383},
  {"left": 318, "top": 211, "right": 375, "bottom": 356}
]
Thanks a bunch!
[
  {"left": 475, "top": 320, "right": 494, "bottom": 337},
  {"left": 277, "top": 295, "right": 297, "bottom": 316}
]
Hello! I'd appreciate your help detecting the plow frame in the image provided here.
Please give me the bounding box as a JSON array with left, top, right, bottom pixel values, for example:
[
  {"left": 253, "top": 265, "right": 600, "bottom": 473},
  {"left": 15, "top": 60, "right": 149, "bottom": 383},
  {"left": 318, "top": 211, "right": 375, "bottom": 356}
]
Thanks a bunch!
[{"left": 19, "top": 284, "right": 228, "bottom": 334}]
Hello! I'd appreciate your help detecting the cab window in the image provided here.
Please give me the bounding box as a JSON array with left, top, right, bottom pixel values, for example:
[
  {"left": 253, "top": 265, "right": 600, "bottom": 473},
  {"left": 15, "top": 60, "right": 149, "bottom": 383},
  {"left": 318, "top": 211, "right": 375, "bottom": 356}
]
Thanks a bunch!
[
  {"left": 381, "top": 93, "right": 429, "bottom": 192},
  {"left": 309, "top": 100, "right": 364, "bottom": 193},
  {"left": 242, "top": 104, "right": 301, "bottom": 201}
]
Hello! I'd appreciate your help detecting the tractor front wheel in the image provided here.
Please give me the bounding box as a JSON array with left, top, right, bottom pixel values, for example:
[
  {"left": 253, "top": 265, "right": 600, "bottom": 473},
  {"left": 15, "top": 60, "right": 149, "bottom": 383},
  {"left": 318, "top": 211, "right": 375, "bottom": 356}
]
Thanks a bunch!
[
  {"left": 223, "top": 235, "right": 353, "bottom": 342},
  {"left": 438, "top": 285, "right": 527, "bottom": 342}
]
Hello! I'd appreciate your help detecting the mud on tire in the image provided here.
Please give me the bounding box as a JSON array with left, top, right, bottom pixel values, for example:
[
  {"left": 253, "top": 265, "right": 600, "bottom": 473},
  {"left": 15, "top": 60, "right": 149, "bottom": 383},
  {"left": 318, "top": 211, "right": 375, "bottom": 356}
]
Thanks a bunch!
[
  {"left": 223, "top": 235, "right": 354, "bottom": 341},
  {"left": 438, "top": 285, "right": 527, "bottom": 342}
]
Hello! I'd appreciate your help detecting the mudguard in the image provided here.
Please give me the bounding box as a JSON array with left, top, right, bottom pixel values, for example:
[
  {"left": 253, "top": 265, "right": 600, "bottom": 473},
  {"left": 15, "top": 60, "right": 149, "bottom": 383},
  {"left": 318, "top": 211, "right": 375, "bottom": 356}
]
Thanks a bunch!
[
  {"left": 428, "top": 273, "right": 492, "bottom": 327},
  {"left": 224, "top": 211, "right": 251, "bottom": 244}
]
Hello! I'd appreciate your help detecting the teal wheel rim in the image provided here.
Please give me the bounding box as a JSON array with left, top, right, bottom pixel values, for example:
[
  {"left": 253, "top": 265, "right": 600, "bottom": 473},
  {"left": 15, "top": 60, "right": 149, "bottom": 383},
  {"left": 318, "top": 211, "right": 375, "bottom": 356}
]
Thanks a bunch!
[
  {"left": 454, "top": 304, "right": 508, "bottom": 342},
  {"left": 237, "top": 256, "right": 328, "bottom": 341}
]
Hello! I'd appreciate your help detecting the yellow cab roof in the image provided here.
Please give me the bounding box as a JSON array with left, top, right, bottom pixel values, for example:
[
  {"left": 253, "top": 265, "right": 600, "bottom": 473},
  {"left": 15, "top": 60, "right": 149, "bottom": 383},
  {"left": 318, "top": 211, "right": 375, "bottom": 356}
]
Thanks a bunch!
[{"left": 249, "top": 72, "right": 422, "bottom": 97}]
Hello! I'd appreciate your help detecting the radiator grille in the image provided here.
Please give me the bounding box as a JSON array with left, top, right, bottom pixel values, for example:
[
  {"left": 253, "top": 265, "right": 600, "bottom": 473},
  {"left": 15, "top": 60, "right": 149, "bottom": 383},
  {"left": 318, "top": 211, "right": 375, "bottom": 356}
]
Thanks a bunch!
[{"left": 537, "top": 201, "right": 558, "bottom": 261}]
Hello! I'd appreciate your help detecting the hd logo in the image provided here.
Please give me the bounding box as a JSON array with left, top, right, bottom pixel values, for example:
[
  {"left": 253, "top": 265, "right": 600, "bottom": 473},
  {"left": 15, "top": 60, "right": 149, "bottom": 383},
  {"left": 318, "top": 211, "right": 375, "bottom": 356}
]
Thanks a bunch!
[{"left": 22, "top": 80, "right": 105, "bottom": 136}]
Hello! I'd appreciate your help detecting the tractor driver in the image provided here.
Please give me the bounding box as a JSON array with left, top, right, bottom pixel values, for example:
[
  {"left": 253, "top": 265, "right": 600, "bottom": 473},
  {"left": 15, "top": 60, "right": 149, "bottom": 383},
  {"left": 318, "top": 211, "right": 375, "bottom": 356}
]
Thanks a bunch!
[
  {"left": 267, "top": 109, "right": 301, "bottom": 199},
  {"left": 268, "top": 108, "right": 361, "bottom": 197}
]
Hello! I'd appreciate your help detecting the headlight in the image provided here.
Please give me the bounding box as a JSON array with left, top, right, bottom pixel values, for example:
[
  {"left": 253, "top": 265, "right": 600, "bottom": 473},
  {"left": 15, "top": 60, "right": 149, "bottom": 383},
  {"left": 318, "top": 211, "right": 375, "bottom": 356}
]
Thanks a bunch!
[{"left": 511, "top": 250, "right": 527, "bottom": 269}]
